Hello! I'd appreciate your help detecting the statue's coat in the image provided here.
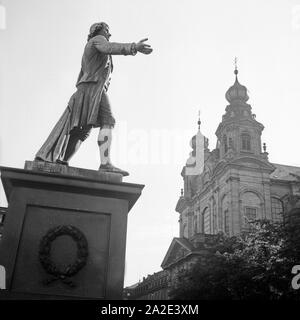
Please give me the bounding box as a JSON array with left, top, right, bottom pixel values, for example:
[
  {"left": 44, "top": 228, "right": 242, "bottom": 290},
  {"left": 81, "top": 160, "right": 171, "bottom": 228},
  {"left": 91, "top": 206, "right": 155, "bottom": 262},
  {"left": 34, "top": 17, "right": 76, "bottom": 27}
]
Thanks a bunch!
[{"left": 36, "top": 35, "right": 135, "bottom": 162}]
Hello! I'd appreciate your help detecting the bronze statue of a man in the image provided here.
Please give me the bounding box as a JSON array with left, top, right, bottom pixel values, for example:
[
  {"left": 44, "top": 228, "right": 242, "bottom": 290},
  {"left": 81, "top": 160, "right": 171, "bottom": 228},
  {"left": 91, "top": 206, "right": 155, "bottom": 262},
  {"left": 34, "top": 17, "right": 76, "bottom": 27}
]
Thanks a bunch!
[{"left": 35, "top": 22, "right": 152, "bottom": 175}]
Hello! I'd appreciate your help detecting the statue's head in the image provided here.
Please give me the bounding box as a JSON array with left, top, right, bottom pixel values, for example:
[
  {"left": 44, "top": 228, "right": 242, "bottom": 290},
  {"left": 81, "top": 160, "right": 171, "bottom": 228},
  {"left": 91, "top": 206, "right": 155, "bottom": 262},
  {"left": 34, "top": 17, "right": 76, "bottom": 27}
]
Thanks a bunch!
[{"left": 88, "top": 22, "right": 110, "bottom": 41}]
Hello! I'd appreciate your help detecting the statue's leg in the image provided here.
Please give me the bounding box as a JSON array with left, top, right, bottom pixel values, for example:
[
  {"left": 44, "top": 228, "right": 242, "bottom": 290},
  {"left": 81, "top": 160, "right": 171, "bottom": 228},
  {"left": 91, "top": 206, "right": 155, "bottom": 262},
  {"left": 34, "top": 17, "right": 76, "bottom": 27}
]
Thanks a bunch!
[
  {"left": 97, "top": 90, "right": 114, "bottom": 167},
  {"left": 97, "top": 126, "right": 128, "bottom": 176},
  {"left": 97, "top": 91, "right": 128, "bottom": 175},
  {"left": 97, "top": 125, "right": 113, "bottom": 166},
  {"left": 58, "top": 126, "right": 92, "bottom": 165}
]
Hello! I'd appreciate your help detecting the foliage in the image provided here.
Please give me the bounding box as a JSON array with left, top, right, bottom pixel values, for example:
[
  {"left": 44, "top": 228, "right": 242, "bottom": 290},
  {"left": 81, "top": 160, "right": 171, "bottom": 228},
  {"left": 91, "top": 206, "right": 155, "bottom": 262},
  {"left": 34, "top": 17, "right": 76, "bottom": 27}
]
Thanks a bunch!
[{"left": 169, "top": 214, "right": 300, "bottom": 300}]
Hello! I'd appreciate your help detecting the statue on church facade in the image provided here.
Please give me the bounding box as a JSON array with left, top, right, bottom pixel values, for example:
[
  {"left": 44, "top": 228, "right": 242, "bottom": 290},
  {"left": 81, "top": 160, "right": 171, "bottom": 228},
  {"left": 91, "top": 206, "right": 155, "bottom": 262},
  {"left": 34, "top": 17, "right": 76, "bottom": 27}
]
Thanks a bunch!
[{"left": 35, "top": 22, "right": 152, "bottom": 175}]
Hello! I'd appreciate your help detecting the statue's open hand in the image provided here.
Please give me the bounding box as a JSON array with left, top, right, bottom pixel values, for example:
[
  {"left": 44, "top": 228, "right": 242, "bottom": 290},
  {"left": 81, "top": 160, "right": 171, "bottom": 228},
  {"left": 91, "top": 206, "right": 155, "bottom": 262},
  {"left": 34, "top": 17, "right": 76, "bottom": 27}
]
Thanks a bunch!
[{"left": 136, "top": 38, "right": 153, "bottom": 55}]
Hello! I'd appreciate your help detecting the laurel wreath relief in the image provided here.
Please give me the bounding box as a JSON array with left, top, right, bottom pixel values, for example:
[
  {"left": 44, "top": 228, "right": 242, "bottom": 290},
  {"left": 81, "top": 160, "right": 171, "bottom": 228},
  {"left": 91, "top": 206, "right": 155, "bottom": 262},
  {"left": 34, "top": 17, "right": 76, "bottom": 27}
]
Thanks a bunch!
[{"left": 39, "top": 225, "right": 89, "bottom": 287}]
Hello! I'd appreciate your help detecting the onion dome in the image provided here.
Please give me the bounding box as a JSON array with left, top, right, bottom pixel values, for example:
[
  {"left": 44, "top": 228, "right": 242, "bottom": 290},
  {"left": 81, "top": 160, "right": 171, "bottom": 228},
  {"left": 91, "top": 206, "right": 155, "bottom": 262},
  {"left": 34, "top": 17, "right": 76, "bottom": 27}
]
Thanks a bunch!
[{"left": 225, "top": 68, "right": 249, "bottom": 103}]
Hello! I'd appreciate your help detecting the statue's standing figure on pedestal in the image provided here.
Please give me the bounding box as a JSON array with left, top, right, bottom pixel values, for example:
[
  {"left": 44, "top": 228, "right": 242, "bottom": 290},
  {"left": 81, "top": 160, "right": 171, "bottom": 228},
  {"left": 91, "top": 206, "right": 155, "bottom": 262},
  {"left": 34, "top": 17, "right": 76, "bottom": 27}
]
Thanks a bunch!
[{"left": 35, "top": 22, "right": 152, "bottom": 175}]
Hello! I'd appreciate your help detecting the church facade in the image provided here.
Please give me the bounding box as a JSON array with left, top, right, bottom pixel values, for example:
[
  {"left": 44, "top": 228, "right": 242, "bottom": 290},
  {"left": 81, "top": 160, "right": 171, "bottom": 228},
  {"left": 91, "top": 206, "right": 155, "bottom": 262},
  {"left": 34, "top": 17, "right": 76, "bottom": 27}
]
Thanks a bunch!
[{"left": 125, "top": 67, "right": 300, "bottom": 299}]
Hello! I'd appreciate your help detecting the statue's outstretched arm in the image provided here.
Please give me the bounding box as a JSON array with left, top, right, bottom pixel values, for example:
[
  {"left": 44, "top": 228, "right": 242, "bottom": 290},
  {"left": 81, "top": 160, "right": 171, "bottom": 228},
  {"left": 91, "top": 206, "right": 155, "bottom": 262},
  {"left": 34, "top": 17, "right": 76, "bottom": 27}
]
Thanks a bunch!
[
  {"left": 93, "top": 35, "right": 137, "bottom": 55},
  {"left": 93, "top": 35, "right": 153, "bottom": 56}
]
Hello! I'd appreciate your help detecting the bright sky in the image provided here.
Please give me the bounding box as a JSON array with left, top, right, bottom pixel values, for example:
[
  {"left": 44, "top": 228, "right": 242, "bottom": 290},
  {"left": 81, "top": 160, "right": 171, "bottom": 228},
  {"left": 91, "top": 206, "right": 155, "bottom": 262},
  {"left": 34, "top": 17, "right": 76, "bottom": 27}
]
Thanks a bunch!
[{"left": 0, "top": 0, "right": 300, "bottom": 287}]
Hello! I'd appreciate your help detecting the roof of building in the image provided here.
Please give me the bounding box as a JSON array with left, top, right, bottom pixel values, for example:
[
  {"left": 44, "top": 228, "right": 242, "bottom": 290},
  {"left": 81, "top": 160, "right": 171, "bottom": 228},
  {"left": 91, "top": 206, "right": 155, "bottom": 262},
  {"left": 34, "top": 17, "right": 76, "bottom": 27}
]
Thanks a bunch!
[
  {"left": 174, "top": 237, "right": 195, "bottom": 251},
  {"left": 161, "top": 234, "right": 221, "bottom": 269},
  {"left": 271, "top": 163, "right": 300, "bottom": 181}
]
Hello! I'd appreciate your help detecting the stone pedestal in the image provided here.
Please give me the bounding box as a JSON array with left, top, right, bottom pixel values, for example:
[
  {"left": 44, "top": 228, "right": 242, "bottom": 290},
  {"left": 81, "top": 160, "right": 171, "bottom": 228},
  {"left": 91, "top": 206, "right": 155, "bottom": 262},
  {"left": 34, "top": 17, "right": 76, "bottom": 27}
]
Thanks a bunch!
[{"left": 0, "top": 162, "right": 144, "bottom": 299}]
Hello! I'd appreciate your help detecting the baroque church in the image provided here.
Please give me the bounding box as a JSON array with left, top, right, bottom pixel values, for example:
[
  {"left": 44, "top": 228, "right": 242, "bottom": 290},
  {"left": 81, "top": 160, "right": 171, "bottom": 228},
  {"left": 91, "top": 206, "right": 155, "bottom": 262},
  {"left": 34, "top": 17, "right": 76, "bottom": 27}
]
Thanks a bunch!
[
  {"left": 177, "top": 66, "right": 295, "bottom": 238},
  {"left": 125, "top": 67, "right": 300, "bottom": 300}
]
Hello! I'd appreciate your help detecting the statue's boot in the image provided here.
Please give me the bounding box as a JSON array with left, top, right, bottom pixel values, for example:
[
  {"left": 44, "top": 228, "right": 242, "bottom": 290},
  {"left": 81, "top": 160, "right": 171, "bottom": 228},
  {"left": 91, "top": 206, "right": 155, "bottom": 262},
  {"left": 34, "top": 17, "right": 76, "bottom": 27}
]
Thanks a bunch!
[
  {"left": 35, "top": 156, "right": 46, "bottom": 162},
  {"left": 99, "top": 163, "right": 129, "bottom": 176},
  {"left": 56, "top": 159, "right": 69, "bottom": 166}
]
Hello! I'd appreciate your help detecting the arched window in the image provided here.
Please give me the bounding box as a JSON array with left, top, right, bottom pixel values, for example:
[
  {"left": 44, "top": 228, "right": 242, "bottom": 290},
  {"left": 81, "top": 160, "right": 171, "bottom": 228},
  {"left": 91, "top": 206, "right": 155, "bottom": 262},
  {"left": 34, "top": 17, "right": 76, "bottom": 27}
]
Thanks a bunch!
[
  {"left": 223, "top": 135, "right": 228, "bottom": 153},
  {"left": 271, "top": 197, "right": 283, "bottom": 222},
  {"left": 244, "top": 207, "right": 257, "bottom": 231},
  {"left": 241, "top": 133, "right": 251, "bottom": 151},
  {"left": 241, "top": 191, "right": 261, "bottom": 231}
]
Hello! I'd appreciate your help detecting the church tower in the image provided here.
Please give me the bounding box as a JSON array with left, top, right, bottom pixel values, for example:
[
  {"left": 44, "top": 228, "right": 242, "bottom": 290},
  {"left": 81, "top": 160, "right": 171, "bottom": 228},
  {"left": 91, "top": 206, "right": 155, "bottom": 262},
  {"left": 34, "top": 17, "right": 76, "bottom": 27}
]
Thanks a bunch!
[
  {"left": 176, "top": 64, "right": 276, "bottom": 238},
  {"left": 216, "top": 65, "right": 265, "bottom": 160}
]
